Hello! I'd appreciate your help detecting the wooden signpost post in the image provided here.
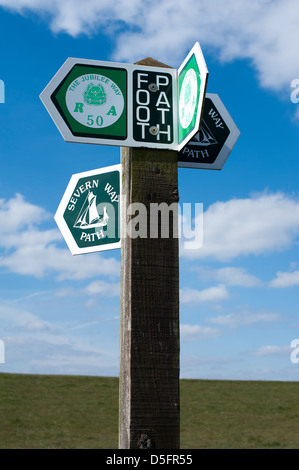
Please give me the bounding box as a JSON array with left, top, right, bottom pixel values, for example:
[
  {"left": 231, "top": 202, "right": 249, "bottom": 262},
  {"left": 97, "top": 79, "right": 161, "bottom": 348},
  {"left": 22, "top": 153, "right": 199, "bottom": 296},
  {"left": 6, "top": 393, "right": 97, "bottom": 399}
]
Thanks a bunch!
[
  {"left": 119, "top": 145, "right": 180, "bottom": 449},
  {"left": 118, "top": 51, "right": 208, "bottom": 447},
  {"left": 119, "top": 58, "right": 180, "bottom": 448}
]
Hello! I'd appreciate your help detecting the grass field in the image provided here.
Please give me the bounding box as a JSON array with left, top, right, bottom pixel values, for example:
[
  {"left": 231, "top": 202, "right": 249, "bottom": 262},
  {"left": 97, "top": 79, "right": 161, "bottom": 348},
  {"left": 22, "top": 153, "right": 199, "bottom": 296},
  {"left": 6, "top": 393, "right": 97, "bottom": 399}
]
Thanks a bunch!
[{"left": 0, "top": 373, "right": 298, "bottom": 449}]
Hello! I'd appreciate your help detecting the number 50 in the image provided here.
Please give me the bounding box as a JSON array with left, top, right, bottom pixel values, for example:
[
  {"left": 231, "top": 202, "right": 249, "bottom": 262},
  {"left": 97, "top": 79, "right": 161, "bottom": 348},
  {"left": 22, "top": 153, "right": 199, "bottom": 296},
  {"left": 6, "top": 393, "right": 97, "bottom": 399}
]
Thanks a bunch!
[{"left": 87, "top": 115, "right": 103, "bottom": 126}]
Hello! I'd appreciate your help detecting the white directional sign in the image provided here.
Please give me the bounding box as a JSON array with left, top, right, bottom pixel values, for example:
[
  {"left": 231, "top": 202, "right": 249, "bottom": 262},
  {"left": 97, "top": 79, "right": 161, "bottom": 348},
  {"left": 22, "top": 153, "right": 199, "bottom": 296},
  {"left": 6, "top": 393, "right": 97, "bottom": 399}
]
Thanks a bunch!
[
  {"left": 55, "top": 165, "right": 122, "bottom": 255},
  {"left": 40, "top": 58, "right": 178, "bottom": 150},
  {"left": 178, "top": 93, "right": 240, "bottom": 169},
  {"left": 177, "top": 42, "right": 209, "bottom": 151},
  {"left": 40, "top": 43, "right": 209, "bottom": 151}
]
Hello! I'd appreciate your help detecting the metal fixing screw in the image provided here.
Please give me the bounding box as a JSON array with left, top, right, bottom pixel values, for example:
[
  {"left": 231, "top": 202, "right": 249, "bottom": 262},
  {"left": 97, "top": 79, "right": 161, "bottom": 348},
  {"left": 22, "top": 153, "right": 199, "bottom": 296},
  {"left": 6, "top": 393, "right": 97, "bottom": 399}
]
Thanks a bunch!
[
  {"left": 149, "top": 126, "right": 159, "bottom": 136},
  {"left": 148, "top": 83, "right": 158, "bottom": 92}
]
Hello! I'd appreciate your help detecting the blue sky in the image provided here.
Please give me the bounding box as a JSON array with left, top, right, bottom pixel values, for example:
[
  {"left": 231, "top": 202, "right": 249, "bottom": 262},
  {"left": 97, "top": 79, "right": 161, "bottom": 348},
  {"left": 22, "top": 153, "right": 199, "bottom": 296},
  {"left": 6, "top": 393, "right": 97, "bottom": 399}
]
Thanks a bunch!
[{"left": 0, "top": 0, "right": 299, "bottom": 381}]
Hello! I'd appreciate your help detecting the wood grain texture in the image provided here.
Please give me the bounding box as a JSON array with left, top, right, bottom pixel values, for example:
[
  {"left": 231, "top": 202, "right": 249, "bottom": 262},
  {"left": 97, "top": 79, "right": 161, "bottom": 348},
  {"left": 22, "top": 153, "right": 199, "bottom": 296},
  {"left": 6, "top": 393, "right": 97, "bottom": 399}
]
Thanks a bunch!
[
  {"left": 134, "top": 57, "right": 173, "bottom": 69},
  {"left": 119, "top": 144, "right": 180, "bottom": 449}
]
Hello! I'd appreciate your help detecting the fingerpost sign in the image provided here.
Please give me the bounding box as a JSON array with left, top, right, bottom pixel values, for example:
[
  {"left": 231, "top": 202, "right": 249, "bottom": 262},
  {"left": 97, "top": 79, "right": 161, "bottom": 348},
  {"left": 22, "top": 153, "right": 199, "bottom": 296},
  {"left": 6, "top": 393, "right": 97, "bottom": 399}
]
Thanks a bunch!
[
  {"left": 55, "top": 165, "right": 121, "bottom": 255},
  {"left": 178, "top": 42, "right": 209, "bottom": 150},
  {"left": 41, "top": 42, "right": 240, "bottom": 450},
  {"left": 178, "top": 93, "right": 240, "bottom": 169}
]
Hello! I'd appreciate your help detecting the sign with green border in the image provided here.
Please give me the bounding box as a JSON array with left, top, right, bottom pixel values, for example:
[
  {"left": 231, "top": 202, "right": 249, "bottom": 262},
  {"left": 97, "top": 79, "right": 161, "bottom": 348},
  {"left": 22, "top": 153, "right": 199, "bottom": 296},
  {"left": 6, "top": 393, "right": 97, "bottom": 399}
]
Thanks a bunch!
[
  {"left": 52, "top": 64, "right": 127, "bottom": 142},
  {"left": 178, "top": 42, "right": 209, "bottom": 151},
  {"left": 55, "top": 165, "right": 121, "bottom": 255}
]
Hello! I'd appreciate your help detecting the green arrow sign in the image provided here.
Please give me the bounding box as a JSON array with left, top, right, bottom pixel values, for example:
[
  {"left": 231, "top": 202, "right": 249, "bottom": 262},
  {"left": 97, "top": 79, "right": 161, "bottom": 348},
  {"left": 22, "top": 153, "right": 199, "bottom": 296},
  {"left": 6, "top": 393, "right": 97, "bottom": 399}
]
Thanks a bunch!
[
  {"left": 178, "top": 42, "right": 209, "bottom": 150},
  {"left": 52, "top": 63, "right": 128, "bottom": 142}
]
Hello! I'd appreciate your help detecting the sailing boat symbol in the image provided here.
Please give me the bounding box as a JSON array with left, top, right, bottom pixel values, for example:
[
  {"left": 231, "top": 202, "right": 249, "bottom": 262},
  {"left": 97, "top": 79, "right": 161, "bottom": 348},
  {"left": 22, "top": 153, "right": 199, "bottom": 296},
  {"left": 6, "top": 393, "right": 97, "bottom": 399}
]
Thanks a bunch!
[
  {"left": 73, "top": 191, "right": 109, "bottom": 229},
  {"left": 190, "top": 118, "right": 218, "bottom": 147}
]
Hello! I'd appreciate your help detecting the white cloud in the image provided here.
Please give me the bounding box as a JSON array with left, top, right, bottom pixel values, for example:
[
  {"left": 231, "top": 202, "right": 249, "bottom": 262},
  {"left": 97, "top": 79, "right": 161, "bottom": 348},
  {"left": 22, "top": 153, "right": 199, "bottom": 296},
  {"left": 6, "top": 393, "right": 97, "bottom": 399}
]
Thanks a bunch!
[
  {"left": 249, "top": 345, "right": 292, "bottom": 357},
  {"left": 269, "top": 269, "right": 299, "bottom": 287},
  {"left": 0, "top": 302, "right": 120, "bottom": 375},
  {"left": 30, "top": 352, "right": 118, "bottom": 373},
  {"left": 0, "top": 0, "right": 141, "bottom": 36},
  {"left": 0, "top": 231, "right": 120, "bottom": 280},
  {"left": 1, "top": 0, "right": 298, "bottom": 93},
  {"left": 180, "top": 324, "right": 221, "bottom": 341},
  {"left": 2, "top": 192, "right": 299, "bottom": 282},
  {"left": 84, "top": 280, "right": 120, "bottom": 296},
  {"left": 0, "top": 193, "right": 49, "bottom": 235},
  {"left": 4, "top": 332, "right": 119, "bottom": 376},
  {"left": 180, "top": 284, "right": 230, "bottom": 304},
  {"left": 0, "top": 303, "right": 59, "bottom": 336},
  {"left": 0, "top": 194, "right": 120, "bottom": 280},
  {"left": 209, "top": 310, "right": 280, "bottom": 328},
  {"left": 55, "top": 280, "right": 120, "bottom": 298},
  {"left": 193, "top": 266, "right": 261, "bottom": 287},
  {"left": 181, "top": 192, "right": 299, "bottom": 261}
]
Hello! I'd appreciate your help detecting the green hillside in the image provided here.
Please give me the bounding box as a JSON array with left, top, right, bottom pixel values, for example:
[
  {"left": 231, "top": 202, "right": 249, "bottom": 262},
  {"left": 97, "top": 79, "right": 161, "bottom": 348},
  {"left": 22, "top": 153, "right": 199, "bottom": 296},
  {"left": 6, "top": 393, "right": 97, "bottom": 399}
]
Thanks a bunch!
[{"left": 0, "top": 373, "right": 298, "bottom": 449}]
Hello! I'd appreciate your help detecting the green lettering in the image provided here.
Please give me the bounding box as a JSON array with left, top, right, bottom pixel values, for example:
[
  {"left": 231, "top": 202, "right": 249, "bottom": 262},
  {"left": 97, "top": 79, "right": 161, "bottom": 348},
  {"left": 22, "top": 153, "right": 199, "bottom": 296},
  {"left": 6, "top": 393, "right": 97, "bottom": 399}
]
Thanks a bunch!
[
  {"left": 107, "top": 106, "right": 117, "bottom": 116},
  {"left": 74, "top": 102, "right": 84, "bottom": 113}
]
